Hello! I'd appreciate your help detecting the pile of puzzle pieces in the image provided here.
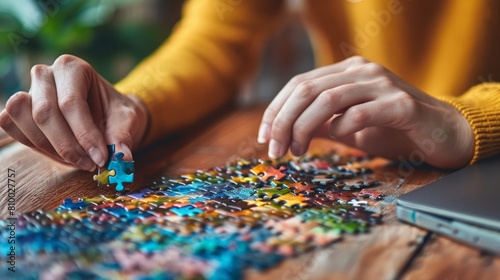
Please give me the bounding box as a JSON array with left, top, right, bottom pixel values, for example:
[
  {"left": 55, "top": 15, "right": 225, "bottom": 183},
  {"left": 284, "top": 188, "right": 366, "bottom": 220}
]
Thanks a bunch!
[{"left": 0, "top": 153, "right": 385, "bottom": 279}]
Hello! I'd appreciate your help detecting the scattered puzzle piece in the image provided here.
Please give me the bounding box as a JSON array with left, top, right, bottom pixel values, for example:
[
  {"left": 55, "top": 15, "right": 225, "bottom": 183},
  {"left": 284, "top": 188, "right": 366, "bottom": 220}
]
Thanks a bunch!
[
  {"left": 358, "top": 189, "right": 385, "bottom": 200},
  {"left": 250, "top": 163, "right": 287, "bottom": 182}
]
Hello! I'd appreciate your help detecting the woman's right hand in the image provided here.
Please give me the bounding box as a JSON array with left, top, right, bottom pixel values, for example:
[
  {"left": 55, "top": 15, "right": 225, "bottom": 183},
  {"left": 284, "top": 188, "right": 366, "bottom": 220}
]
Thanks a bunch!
[{"left": 0, "top": 54, "right": 148, "bottom": 171}]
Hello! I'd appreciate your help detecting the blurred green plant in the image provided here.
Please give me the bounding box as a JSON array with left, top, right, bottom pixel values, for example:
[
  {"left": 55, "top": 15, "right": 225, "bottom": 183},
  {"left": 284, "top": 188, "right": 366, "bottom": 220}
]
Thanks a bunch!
[{"left": 0, "top": 0, "right": 168, "bottom": 97}]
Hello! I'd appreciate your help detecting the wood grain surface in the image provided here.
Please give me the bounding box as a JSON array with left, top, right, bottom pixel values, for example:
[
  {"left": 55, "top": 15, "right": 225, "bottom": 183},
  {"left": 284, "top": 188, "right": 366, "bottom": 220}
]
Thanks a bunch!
[{"left": 0, "top": 105, "right": 498, "bottom": 279}]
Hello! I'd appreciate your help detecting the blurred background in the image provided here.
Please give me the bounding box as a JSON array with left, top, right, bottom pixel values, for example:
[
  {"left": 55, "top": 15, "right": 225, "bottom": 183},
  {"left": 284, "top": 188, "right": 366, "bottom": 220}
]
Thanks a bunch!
[{"left": 0, "top": 0, "right": 313, "bottom": 105}]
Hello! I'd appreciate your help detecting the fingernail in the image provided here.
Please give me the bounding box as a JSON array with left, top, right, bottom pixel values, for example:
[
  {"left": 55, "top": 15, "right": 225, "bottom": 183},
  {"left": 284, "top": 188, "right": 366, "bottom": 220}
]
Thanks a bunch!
[
  {"left": 77, "top": 156, "right": 96, "bottom": 172},
  {"left": 268, "top": 139, "right": 282, "bottom": 159},
  {"left": 290, "top": 141, "right": 302, "bottom": 156},
  {"left": 258, "top": 124, "right": 270, "bottom": 144},
  {"left": 121, "top": 143, "right": 132, "bottom": 160},
  {"left": 88, "top": 146, "right": 106, "bottom": 167}
]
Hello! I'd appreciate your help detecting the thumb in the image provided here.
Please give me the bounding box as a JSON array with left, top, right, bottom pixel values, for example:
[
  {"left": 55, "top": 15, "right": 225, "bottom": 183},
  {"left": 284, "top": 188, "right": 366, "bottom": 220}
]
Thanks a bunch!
[
  {"left": 104, "top": 124, "right": 134, "bottom": 161},
  {"left": 113, "top": 141, "right": 133, "bottom": 161},
  {"left": 101, "top": 93, "right": 148, "bottom": 162},
  {"left": 103, "top": 118, "right": 134, "bottom": 162}
]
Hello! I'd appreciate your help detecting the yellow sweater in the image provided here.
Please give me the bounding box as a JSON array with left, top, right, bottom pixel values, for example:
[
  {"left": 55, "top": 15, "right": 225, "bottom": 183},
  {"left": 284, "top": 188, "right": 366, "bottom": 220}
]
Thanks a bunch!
[{"left": 115, "top": 0, "right": 500, "bottom": 164}]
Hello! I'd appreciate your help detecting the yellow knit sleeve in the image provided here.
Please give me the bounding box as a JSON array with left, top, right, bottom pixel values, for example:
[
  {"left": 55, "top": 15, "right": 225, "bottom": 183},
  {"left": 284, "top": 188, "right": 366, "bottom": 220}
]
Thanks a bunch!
[
  {"left": 114, "top": 0, "right": 285, "bottom": 145},
  {"left": 440, "top": 83, "right": 500, "bottom": 164}
]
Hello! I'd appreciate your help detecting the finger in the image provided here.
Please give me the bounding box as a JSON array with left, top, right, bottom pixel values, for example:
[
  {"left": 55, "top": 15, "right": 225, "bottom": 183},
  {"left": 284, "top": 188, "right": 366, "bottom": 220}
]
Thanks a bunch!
[
  {"left": 0, "top": 107, "right": 68, "bottom": 164},
  {"left": 329, "top": 94, "right": 417, "bottom": 139},
  {"left": 51, "top": 55, "right": 107, "bottom": 168},
  {"left": 103, "top": 96, "right": 141, "bottom": 161},
  {"left": 258, "top": 56, "right": 368, "bottom": 144},
  {"left": 0, "top": 106, "right": 36, "bottom": 148},
  {"left": 3, "top": 91, "right": 62, "bottom": 158},
  {"left": 29, "top": 64, "right": 96, "bottom": 171},
  {"left": 287, "top": 83, "right": 378, "bottom": 156},
  {"left": 269, "top": 71, "right": 361, "bottom": 158}
]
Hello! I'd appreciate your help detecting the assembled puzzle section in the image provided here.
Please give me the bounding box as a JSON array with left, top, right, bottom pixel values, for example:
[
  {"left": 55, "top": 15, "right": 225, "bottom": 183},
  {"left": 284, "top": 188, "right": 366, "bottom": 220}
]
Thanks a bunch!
[
  {"left": 93, "top": 144, "right": 134, "bottom": 191},
  {"left": 0, "top": 152, "right": 385, "bottom": 279}
]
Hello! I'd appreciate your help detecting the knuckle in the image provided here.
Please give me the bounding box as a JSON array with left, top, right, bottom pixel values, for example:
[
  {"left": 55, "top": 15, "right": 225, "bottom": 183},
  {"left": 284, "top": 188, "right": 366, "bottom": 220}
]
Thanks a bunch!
[
  {"left": 53, "top": 54, "right": 91, "bottom": 72},
  {"left": 57, "top": 144, "right": 78, "bottom": 161},
  {"left": 0, "top": 112, "right": 13, "bottom": 130},
  {"left": 290, "top": 74, "right": 306, "bottom": 85},
  {"left": 349, "top": 106, "right": 370, "bottom": 124},
  {"left": 320, "top": 87, "right": 345, "bottom": 105},
  {"left": 394, "top": 92, "right": 417, "bottom": 110},
  {"left": 349, "top": 55, "right": 369, "bottom": 65},
  {"left": 5, "top": 92, "right": 28, "bottom": 116},
  {"left": 119, "top": 105, "right": 139, "bottom": 125},
  {"left": 114, "top": 130, "right": 133, "bottom": 143},
  {"left": 263, "top": 106, "right": 278, "bottom": 120},
  {"left": 53, "top": 54, "right": 79, "bottom": 66},
  {"left": 125, "top": 105, "right": 139, "bottom": 119},
  {"left": 363, "top": 62, "right": 386, "bottom": 75},
  {"left": 271, "top": 117, "right": 288, "bottom": 134},
  {"left": 295, "top": 81, "right": 316, "bottom": 99},
  {"left": 58, "top": 94, "right": 80, "bottom": 113},
  {"left": 32, "top": 101, "right": 54, "bottom": 126},
  {"left": 74, "top": 133, "right": 103, "bottom": 151},
  {"left": 292, "top": 121, "right": 310, "bottom": 143},
  {"left": 378, "top": 76, "right": 396, "bottom": 89},
  {"left": 30, "top": 64, "right": 50, "bottom": 78},
  {"left": 32, "top": 135, "right": 50, "bottom": 150}
]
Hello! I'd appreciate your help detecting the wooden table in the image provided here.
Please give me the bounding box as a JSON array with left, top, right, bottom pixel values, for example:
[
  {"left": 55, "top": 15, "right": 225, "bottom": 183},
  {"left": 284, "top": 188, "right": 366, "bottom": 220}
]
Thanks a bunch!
[{"left": 0, "top": 105, "right": 499, "bottom": 279}]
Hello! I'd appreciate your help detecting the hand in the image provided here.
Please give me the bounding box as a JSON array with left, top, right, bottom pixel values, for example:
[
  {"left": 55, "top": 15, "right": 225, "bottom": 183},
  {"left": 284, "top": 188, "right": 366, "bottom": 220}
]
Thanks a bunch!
[
  {"left": 258, "top": 56, "right": 474, "bottom": 169},
  {"left": 0, "top": 55, "right": 148, "bottom": 171}
]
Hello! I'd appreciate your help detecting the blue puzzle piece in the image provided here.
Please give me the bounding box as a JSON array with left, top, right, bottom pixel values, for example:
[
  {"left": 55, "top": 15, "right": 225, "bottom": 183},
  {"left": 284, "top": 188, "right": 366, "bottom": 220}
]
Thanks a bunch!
[
  {"left": 225, "top": 187, "right": 256, "bottom": 200},
  {"left": 58, "top": 198, "right": 91, "bottom": 210},
  {"left": 165, "top": 182, "right": 206, "bottom": 196},
  {"left": 103, "top": 208, "right": 151, "bottom": 221},
  {"left": 170, "top": 206, "right": 203, "bottom": 217},
  {"left": 127, "top": 188, "right": 154, "bottom": 200},
  {"left": 189, "top": 197, "right": 208, "bottom": 203},
  {"left": 108, "top": 152, "right": 134, "bottom": 191}
]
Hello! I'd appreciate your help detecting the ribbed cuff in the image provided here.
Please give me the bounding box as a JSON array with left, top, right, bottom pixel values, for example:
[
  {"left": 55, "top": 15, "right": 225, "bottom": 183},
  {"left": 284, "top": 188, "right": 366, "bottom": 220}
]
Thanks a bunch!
[{"left": 439, "top": 84, "right": 500, "bottom": 164}]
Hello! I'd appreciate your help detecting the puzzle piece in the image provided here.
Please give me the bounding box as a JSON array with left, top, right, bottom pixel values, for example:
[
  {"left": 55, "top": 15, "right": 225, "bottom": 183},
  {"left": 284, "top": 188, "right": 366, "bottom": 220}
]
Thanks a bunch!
[
  {"left": 348, "top": 200, "right": 368, "bottom": 207},
  {"left": 250, "top": 163, "right": 287, "bottom": 182},
  {"left": 324, "top": 191, "right": 357, "bottom": 203},
  {"left": 358, "top": 189, "right": 385, "bottom": 200},
  {"left": 273, "top": 193, "right": 309, "bottom": 208},
  {"left": 59, "top": 198, "right": 91, "bottom": 210},
  {"left": 287, "top": 182, "right": 316, "bottom": 195},
  {"left": 170, "top": 206, "right": 203, "bottom": 217},
  {"left": 93, "top": 144, "right": 115, "bottom": 186},
  {"left": 311, "top": 175, "right": 336, "bottom": 185},
  {"left": 93, "top": 169, "right": 116, "bottom": 186},
  {"left": 337, "top": 178, "right": 380, "bottom": 191},
  {"left": 108, "top": 152, "right": 134, "bottom": 191},
  {"left": 256, "top": 187, "right": 291, "bottom": 200}
]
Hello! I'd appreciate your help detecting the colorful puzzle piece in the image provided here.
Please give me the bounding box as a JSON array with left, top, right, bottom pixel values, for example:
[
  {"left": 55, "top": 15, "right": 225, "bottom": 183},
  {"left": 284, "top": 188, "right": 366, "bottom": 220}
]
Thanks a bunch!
[
  {"left": 358, "top": 189, "right": 385, "bottom": 200},
  {"left": 92, "top": 169, "right": 116, "bottom": 185},
  {"left": 108, "top": 152, "right": 134, "bottom": 191},
  {"left": 251, "top": 163, "right": 287, "bottom": 182}
]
